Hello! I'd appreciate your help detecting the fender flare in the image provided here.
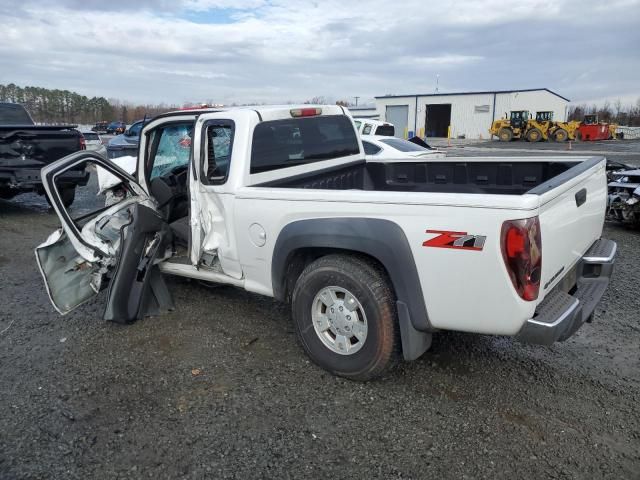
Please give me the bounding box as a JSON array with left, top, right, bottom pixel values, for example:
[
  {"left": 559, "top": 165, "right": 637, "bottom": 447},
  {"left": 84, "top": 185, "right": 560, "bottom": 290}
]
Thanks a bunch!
[{"left": 272, "top": 218, "right": 433, "bottom": 360}]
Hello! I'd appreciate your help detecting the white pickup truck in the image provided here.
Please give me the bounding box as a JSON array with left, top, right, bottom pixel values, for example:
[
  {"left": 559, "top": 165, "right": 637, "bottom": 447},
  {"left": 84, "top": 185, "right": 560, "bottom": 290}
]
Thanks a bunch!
[{"left": 36, "top": 105, "right": 616, "bottom": 380}]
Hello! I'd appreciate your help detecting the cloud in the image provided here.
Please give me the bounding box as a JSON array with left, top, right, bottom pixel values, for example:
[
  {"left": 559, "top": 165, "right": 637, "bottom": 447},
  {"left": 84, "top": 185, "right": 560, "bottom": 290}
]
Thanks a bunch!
[{"left": 0, "top": 0, "right": 638, "bottom": 105}]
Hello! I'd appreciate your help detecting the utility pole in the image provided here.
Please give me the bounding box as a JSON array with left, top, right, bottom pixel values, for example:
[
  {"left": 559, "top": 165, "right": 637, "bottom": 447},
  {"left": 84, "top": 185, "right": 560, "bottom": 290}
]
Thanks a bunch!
[
  {"left": 435, "top": 75, "right": 439, "bottom": 93},
  {"left": 354, "top": 96, "right": 359, "bottom": 106}
]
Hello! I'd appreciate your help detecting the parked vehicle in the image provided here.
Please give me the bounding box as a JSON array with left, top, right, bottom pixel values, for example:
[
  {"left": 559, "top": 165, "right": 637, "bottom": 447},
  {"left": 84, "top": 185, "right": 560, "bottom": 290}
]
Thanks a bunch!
[
  {"left": 361, "top": 135, "right": 445, "bottom": 160},
  {"left": 354, "top": 118, "right": 395, "bottom": 136},
  {"left": 608, "top": 167, "right": 640, "bottom": 226},
  {"left": 80, "top": 130, "right": 107, "bottom": 158},
  {"left": 91, "top": 121, "right": 109, "bottom": 134},
  {"left": 36, "top": 105, "right": 616, "bottom": 380},
  {"left": 106, "top": 119, "right": 149, "bottom": 159},
  {"left": 106, "top": 121, "right": 126, "bottom": 135},
  {"left": 577, "top": 115, "right": 618, "bottom": 141},
  {"left": 0, "top": 102, "right": 87, "bottom": 206}
]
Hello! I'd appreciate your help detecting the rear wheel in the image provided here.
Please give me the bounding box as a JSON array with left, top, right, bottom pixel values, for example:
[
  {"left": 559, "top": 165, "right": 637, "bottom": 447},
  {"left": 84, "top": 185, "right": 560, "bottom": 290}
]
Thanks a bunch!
[
  {"left": 498, "top": 128, "right": 513, "bottom": 142},
  {"left": 526, "top": 128, "right": 542, "bottom": 142},
  {"left": 554, "top": 129, "right": 568, "bottom": 142},
  {"left": 291, "top": 254, "right": 399, "bottom": 381}
]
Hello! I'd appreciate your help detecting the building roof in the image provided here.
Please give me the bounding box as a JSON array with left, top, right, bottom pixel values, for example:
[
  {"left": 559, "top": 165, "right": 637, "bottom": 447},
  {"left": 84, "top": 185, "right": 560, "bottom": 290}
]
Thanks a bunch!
[{"left": 375, "top": 88, "right": 570, "bottom": 103}]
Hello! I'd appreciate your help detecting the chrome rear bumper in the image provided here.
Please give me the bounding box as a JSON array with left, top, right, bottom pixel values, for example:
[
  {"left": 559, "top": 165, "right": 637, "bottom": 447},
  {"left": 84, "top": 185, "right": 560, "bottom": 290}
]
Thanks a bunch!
[{"left": 516, "top": 238, "right": 616, "bottom": 345}]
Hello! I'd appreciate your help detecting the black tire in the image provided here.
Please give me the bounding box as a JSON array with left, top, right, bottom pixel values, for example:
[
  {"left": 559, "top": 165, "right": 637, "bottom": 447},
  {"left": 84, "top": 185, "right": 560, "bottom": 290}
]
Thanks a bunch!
[
  {"left": 526, "top": 128, "right": 542, "bottom": 142},
  {"left": 291, "top": 254, "right": 399, "bottom": 381},
  {"left": 60, "top": 186, "right": 76, "bottom": 207},
  {"left": 46, "top": 186, "right": 76, "bottom": 208},
  {"left": 0, "top": 188, "right": 18, "bottom": 200},
  {"left": 498, "top": 128, "right": 513, "bottom": 142},
  {"left": 554, "top": 129, "right": 568, "bottom": 142}
]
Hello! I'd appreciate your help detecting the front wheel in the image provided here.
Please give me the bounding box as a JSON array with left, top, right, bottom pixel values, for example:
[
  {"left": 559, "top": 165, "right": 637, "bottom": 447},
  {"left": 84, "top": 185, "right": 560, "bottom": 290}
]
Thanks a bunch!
[
  {"left": 291, "top": 254, "right": 399, "bottom": 381},
  {"left": 526, "top": 128, "right": 542, "bottom": 142},
  {"left": 554, "top": 129, "right": 568, "bottom": 142},
  {"left": 498, "top": 128, "right": 513, "bottom": 142}
]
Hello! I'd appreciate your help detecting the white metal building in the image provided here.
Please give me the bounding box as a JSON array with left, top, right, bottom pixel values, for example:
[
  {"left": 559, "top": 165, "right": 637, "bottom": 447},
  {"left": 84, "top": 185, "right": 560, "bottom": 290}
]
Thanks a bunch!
[
  {"left": 348, "top": 105, "right": 379, "bottom": 119},
  {"left": 375, "top": 88, "right": 570, "bottom": 139}
]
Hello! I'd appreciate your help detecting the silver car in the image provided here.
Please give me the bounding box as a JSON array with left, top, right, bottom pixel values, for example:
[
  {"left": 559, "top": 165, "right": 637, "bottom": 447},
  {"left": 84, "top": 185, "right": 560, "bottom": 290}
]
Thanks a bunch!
[{"left": 80, "top": 129, "right": 107, "bottom": 158}]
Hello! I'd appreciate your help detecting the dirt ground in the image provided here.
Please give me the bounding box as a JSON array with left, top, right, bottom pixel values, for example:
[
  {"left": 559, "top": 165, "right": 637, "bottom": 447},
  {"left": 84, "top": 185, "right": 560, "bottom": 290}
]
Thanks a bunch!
[{"left": 1, "top": 141, "right": 639, "bottom": 479}]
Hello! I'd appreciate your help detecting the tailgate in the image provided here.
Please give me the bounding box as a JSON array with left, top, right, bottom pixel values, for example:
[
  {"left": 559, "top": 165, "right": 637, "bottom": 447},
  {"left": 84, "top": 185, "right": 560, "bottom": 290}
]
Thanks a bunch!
[
  {"left": 534, "top": 157, "right": 607, "bottom": 299},
  {"left": 0, "top": 127, "right": 81, "bottom": 166}
]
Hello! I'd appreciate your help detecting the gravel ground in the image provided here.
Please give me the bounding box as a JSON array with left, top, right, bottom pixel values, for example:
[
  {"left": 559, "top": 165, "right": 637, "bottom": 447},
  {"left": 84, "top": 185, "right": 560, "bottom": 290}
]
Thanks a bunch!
[{"left": 1, "top": 142, "right": 640, "bottom": 479}]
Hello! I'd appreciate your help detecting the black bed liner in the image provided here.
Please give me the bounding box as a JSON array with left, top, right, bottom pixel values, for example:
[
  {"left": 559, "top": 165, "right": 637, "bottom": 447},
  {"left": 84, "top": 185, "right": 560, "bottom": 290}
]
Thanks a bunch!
[{"left": 257, "top": 158, "right": 600, "bottom": 195}]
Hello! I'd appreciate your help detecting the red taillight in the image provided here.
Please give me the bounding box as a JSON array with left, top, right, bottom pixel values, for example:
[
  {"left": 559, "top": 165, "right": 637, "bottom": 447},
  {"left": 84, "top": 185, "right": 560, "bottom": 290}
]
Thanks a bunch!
[
  {"left": 79, "top": 134, "right": 86, "bottom": 150},
  {"left": 290, "top": 107, "right": 322, "bottom": 117},
  {"left": 501, "top": 216, "right": 542, "bottom": 301}
]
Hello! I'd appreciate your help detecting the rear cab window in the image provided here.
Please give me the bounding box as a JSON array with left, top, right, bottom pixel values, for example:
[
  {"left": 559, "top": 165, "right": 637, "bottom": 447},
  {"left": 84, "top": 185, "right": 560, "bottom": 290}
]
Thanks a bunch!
[
  {"left": 250, "top": 115, "right": 359, "bottom": 174},
  {"left": 82, "top": 132, "right": 100, "bottom": 141},
  {"left": 380, "top": 138, "right": 428, "bottom": 152},
  {"left": 0, "top": 104, "right": 33, "bottom": 125},
  {"left": 374, "top": 124, "right": 395, "bottom": 136}
]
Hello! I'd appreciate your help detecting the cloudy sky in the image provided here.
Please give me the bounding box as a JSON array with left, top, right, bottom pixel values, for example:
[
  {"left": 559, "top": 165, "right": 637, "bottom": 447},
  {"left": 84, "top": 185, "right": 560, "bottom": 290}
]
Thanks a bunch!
[{"left": 0, "top": 0, "right": 638, "bottom": 106}]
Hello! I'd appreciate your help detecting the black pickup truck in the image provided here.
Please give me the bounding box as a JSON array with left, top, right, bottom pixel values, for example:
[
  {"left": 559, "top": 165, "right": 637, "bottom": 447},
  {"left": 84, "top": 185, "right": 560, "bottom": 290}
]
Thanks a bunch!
[{"left": 0, "top": 103, "right": 87, "bottom": 206}]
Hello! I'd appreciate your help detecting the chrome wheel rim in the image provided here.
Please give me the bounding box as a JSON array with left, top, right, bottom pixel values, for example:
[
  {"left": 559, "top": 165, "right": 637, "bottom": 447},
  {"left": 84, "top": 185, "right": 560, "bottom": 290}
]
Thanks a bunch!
[{"left": 311, "top": 286, "right": 368, "bottom": 355}]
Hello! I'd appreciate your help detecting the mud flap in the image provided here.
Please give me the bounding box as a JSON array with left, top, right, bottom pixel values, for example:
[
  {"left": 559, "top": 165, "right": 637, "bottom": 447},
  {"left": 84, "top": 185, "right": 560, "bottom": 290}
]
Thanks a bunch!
[{"left": 103, "top": 204, "right": 174, "bottom": 324}]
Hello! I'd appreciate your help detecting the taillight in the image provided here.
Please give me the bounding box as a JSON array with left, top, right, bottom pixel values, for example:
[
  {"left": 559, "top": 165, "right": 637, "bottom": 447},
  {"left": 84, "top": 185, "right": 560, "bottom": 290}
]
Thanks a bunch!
[
  {"left": 290, "top": 107, "right": 322, "bottom": 117},
  {"left": 79, "top": 134, "right": 86, "bottom": 150},
  {"left": 500, "top": 216, "right": 542, "bottom": 301}
]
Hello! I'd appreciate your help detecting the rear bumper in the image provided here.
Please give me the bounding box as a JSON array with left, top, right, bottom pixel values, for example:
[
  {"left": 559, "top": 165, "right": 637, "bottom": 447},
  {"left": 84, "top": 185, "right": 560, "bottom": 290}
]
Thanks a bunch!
[
  {"left": 516, "top": 238, "right": 616, "bottom": 345},
  {"left": 0, "top": 166, "right": 89, "bottom": 192}
]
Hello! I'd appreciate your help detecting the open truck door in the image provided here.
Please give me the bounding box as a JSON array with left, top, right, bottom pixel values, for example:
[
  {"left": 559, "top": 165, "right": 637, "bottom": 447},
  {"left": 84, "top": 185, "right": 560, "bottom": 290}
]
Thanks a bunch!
[{"left": 35, "top": 151, "right": 173, "bottom": 323}]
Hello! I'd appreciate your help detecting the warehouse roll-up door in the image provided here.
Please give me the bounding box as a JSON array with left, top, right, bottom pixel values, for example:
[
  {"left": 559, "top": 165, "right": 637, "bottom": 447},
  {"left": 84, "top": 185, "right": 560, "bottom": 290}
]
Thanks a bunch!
[
  {"left": 425, "top": 104, "right": 451, "bottom": 138},
  {"left": 385, "top": 105, "right": 409, "bottom": 138}
]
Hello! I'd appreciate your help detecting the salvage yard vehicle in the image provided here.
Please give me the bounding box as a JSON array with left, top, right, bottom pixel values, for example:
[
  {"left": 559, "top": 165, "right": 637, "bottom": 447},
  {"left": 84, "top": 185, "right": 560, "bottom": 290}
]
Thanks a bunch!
[
  {"left": 354, "top": 119, "right": 395, "bottom": 136},
  {"left": 106, "top": 121, "right": 126, "bottom": 135},
  {"left": 36, "top": 105, "right": 616, "bottom": 381},
  {"left": 80, "top": 130, "right": 107, "bottom": 158},
  {"left": 106, "top": 119, "right": 149, "bottom": 159},
  {"left": 361, "top": 135, "right": 445, "bottom": 160},
  {"left": 0, "top": 102, "right": 87, "bottom": 206},
  {"left": 91, "top": 121, "right": 109, "bottom": 134},
  {"left": 608, "top": 168, "right": 640, "bottom": 226}
]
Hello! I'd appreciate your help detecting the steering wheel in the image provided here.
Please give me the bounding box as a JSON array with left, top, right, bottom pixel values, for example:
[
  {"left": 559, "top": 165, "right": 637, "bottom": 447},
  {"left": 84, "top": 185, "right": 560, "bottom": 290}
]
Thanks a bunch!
[{"left": 149, "top": 165, "right": 189, "bottom": 221}]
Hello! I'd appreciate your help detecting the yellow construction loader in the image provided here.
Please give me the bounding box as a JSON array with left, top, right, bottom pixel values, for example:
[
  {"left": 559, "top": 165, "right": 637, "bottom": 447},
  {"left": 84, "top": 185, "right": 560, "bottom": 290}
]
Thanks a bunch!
[
  {"left": 490, "top": 110, "right": 552, "bottom": 142},
  {"left": 489, "top": 110, "right": 532, "bottom": 141}
]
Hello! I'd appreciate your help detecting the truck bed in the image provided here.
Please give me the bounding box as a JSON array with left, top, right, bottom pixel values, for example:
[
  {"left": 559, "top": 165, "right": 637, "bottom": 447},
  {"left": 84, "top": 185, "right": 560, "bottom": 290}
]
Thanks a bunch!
[{"left": 257, "top": 156, "right": 599, "bottom": 196}]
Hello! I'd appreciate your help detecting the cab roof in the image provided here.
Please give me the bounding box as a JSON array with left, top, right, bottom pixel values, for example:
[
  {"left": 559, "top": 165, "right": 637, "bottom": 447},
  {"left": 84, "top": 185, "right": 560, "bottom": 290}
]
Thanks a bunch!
[{"left": 164, "top": 104, "right": 347, "bottom": 122}]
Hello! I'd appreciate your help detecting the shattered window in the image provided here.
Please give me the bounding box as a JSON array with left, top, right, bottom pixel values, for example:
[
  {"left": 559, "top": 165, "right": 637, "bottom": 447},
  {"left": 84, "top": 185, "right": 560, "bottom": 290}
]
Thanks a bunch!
[
  {"left": 149, "top": 123, "right": 193, "bottom": 180},
  {"left": 203, "top": 122, "right": 234, "bottom": 184}
]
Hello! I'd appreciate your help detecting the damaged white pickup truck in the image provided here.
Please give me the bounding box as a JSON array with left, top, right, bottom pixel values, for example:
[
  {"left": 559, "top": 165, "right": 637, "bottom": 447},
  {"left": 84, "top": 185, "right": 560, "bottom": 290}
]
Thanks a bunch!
[{"left": 36, "top": 105, "right": 616, "bottom": 380}]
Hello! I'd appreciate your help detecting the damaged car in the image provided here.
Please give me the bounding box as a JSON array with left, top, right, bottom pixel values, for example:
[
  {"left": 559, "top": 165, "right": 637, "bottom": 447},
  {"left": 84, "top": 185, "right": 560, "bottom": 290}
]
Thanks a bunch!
[
  {"left": 608, "top": 168, "right": 640, "bottom": 226},
  {"left": 36, "top": 106, "right": 616, "bottom": 381}
]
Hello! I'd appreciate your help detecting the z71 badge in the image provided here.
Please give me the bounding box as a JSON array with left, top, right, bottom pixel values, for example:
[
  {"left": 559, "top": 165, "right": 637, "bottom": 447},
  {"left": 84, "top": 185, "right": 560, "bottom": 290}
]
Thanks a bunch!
[{"left": 423, "top": 230, "right": 487, "bottom": 251}]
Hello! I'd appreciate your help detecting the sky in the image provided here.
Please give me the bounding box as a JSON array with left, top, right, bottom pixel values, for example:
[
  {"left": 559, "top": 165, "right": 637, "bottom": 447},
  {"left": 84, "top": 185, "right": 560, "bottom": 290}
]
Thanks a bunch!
[{"left": 0, "top": 0, "right": 638, "bottom": 106}]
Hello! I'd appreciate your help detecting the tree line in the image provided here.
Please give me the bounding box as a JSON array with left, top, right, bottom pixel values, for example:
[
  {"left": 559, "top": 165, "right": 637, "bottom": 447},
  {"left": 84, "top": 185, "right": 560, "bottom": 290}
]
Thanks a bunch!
[
  {"left": 568, "top": 98, "right": 640, "bottom": 126},
  {"left": 0, "top": 83, "right": 115, "bottom": 124},
  {"left": 0, "top": 83, "right": 182, "bottom": 125}
]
